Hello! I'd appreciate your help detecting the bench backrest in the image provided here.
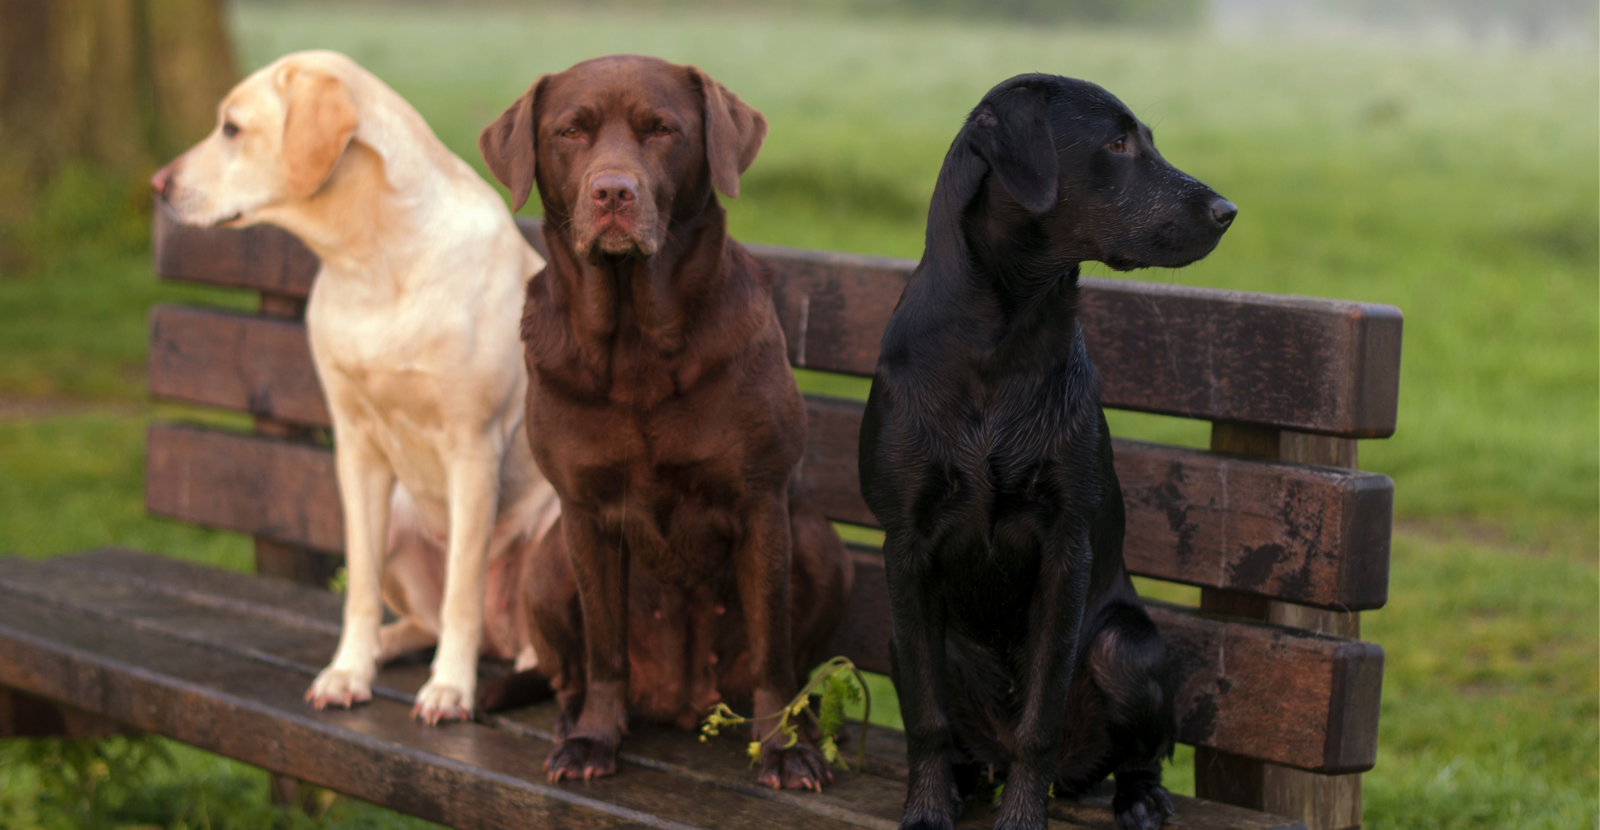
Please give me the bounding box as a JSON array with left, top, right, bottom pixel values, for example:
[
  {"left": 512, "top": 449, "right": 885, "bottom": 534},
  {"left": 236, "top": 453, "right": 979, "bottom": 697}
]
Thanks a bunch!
[{"left": 146, "top": 208, "right": 1400, "bottom": 780}]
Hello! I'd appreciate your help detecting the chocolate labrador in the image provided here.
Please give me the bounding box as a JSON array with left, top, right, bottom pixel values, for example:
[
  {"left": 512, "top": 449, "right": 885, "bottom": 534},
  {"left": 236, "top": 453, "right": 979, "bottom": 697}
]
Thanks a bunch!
[
  {"left": 478, "top": 54, "right": 852, "bottom": 792},
  {"left": 859, "top": 74, "right": 1236, "bottom": 830}
]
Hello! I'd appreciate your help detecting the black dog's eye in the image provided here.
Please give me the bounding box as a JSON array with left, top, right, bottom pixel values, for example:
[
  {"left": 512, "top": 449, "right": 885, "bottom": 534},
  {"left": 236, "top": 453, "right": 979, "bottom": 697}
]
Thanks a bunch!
[
  {"left": 1108, "top": 136, "right": 1129, "bottom": 154},
  {"left": 222, "top": 121, "right": 240, "bottom": 138},
  {"left": 560, "top": 127, "right": 582, "bottom": 139}
]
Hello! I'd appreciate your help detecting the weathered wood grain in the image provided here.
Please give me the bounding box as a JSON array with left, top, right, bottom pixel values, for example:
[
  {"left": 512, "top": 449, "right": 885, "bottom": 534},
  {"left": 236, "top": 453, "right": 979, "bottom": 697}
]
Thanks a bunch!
[
  {"left": 0, "top": 588, "right": 869, "bottom": 829},
  {"left": 0, "top": 550, "right": 1309, "bottom": 827},
  {"left": 152, "top": 201, "right": 320, "bottom": 294},
  {"left": 146, "top": 319, "right": 1391, "bottom": 611},
  {"left": 150, "top": 305, "right": 330, "bottom": 424},
  {"left": 833, "top": 555, "right": 1380, "bottom": 774},
  {"left": 150, "top": 212, "right": 1401, "bottom": 436},
  {"left": 145, "top": 422, "right": 344, "bottom": 553}
]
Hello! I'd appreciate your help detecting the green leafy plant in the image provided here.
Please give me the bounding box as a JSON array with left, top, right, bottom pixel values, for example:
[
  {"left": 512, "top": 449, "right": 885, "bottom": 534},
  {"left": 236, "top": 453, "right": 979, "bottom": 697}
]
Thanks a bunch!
[
  {"left": 2, "top": 735, "right": 173, "bottom": 830},
  {"left": 700, "top": 656, "right": 871, "bottom": 772}
]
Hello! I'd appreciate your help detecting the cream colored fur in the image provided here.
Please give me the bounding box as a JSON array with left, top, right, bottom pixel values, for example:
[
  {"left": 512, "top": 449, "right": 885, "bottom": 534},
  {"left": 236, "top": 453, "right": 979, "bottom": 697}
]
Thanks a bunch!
[{"left": 156, "top": 50, "right": 555, "bottom": 723}]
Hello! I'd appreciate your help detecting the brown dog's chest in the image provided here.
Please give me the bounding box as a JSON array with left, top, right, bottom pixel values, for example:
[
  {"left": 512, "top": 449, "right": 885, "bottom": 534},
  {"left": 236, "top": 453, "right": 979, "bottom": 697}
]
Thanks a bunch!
[{"left": 531, "top": 350, "right": 800, "bottom": 588}]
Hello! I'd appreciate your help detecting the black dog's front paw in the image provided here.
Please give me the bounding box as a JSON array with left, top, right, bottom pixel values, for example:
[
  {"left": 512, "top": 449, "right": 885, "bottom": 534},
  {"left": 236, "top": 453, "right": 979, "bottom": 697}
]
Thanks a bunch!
[
  {"left": 898, "top": 811, "right": 955, "bottom": 830},
  {"left": 898, "top": 782, "right": 960, "bottom": 830},
  {"left": 758, "top": 740, "right": 834, "bottom": 792},
  {"left": 544, "top": 735, "right": 618, "bottom": 782},
  {"left": 1113, "top": 772, "right": 1174, "bottom": 830}
]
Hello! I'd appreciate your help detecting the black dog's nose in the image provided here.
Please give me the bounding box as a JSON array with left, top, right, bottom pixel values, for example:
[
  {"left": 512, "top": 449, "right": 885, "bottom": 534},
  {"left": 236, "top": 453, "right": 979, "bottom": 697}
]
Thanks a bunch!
[{"left": 1209, "top": 197, "right": 1237, "bottom": 229}]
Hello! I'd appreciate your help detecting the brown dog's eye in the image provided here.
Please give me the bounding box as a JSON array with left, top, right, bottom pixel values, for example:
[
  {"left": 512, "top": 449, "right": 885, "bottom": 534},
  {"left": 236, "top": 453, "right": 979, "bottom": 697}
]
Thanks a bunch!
[
  {"left": 1108, "top": 136, "right": 1128, "bottom": 153},
  {"left": 560, "top": 127, "right": 582, "bottom": 139},
  {"left": 651, "top": 124, "right": 674, "bottom": 137},
  {"left": 222, "top": 121, "right": 240, "bottom": 138}
]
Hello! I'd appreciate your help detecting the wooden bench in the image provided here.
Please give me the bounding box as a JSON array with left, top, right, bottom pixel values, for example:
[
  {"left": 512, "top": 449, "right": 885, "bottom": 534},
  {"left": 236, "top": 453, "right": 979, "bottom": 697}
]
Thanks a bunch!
[{"left": 0, "top": 205, "right": 1401, "bottom": 830}]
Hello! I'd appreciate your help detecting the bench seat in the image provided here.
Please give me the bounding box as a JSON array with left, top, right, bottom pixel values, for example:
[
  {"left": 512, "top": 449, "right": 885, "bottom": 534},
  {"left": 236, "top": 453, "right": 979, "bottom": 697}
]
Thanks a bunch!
[{"left": 0, "top": 549, "right": 1306, "bottom": 830}]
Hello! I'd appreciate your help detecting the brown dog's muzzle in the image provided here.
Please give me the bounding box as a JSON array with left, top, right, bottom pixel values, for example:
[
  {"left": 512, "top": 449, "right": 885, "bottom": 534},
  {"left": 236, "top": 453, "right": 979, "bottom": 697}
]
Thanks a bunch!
[{"left": 575, "top": 163, "right": 662, "bottom": 259}]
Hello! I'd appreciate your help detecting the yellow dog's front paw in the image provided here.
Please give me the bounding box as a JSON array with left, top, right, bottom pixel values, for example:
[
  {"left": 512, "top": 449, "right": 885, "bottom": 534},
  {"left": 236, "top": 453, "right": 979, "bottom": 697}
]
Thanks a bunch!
[
  {"left": 306, "top": 667, "right": 373, "bottom": 710},
  {"left": 413, "top": 680, "right": 473, "bottom": 725}
]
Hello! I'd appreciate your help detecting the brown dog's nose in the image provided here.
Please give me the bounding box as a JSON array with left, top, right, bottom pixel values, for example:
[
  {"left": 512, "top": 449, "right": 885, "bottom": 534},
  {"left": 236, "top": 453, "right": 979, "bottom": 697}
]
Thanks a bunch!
[
  {"left": 151, "top": 163, "right": 176, "bottom": 200},
  {"left": 590, "top": 174, "right": 637, "bottom": 212},
  {"left": 1209, "top": 197, "right": 1237, "bottom": 229}
]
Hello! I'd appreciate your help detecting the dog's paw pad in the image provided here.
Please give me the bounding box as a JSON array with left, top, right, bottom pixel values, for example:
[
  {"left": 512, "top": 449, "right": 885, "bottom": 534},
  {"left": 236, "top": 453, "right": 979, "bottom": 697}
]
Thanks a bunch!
[
  {"left": 1113, "top": 776, "right": 1174, "bottom": 830},
  {"left": 412, "top": 681, "right": 473, "bottom": 725},
  {"left": 306, "top": 668, "right": 373, "bottom": 710},
  {"left": 544, "top": 736, "right": 617, "bottom": 782},
  {"left": 757, "top": 742, "right": 834, "bottom": 793}
]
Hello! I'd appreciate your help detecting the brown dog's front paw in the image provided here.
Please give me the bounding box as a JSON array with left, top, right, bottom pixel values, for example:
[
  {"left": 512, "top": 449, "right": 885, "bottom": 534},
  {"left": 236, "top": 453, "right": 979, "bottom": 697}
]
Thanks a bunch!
[
  {"left": 757, "top": 741, "right": 834, "bottom": 792},
  {"left": 544, "top": 736, "right": 618, "bottom": 782}
]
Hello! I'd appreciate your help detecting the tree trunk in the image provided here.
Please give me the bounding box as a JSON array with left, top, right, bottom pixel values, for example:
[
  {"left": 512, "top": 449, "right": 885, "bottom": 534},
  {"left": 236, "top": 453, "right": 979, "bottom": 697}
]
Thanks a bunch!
[{"left": 0, "top": 0, "right": 236, "bottom": 225}]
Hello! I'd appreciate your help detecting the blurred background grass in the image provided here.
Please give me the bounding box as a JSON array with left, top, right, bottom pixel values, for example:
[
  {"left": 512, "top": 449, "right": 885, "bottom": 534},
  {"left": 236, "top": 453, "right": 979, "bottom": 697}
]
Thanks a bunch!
[{"left": 0, "top": 0, "right": 1594, "bottom": 827}]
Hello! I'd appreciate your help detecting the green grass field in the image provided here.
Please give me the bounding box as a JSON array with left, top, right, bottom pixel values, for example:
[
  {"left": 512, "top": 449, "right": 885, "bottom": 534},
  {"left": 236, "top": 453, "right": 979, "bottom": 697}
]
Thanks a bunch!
[{"left": 0, "top": 3, "right": 1595, "bottom": 828}]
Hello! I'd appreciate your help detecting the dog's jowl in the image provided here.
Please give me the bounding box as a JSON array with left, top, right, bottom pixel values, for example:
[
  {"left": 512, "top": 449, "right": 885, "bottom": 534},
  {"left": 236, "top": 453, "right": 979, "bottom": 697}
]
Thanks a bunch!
[
  {"left": 479, "top": 54, "right": 852, "bottom": 792},
  {"left": 859, "top": 75, "right": 1236, "bottom": 830}
]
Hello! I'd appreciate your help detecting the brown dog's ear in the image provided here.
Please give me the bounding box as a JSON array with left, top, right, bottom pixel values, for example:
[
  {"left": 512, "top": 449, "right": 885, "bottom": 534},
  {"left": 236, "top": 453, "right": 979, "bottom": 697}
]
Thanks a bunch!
[
  {"left": 479, "top": 78, "right": 545, "bottom": 212},
  {"left": 689, "top": 67, "right": 767, "bottom": 199},
  {"left": 281, "top": 70, "right": 358, "bottom": 197}
]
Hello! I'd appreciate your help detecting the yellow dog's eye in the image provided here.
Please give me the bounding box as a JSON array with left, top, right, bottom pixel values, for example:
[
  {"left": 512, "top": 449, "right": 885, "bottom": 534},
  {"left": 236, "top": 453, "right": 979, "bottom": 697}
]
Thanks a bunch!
[
  {"left": 560, "top": 127, "right": 581, "bottom": 139},
  {"left": 222, "top": 121, "right": 240, "bottom": 138}
]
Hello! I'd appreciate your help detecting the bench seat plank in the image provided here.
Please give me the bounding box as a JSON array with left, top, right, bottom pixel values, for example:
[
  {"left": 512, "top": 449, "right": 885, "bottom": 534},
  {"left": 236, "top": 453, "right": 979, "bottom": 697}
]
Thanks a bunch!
[
  {"left": 0, "top": 550, "right": 1306, "bottom": 830},
  {"left": 147, "top": 311, "right": 1391, "bottom": 611},
  {"left": 152, "top": 210, "right": 1400, "bottom": 437}
]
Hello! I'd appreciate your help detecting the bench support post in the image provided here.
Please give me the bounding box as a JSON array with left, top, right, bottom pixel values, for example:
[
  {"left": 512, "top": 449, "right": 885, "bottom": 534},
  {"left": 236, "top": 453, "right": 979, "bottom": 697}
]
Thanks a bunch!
[{"left": 1195, "top": 422, "right": 1364, "bottom": 830}]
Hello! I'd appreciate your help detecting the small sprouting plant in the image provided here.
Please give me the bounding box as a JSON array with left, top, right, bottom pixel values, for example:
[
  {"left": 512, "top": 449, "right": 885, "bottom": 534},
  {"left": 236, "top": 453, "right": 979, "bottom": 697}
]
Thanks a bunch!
[
  {"left": 327, "top": 566, "right": 348, "bottom": 595},
  {"left": 699, "top": 656, "right": 871, "bottom": 772}
]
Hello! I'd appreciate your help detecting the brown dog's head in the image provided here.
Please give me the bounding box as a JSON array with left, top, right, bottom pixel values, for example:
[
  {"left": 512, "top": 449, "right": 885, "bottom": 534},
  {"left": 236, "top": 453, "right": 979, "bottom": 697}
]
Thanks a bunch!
[{"left": 479, "top": 54, "right": 766, "bottom": 260}]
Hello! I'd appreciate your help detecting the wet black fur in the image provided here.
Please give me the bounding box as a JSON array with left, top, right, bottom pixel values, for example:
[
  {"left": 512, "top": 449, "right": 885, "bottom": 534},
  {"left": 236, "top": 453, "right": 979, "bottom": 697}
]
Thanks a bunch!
[{"left": 858, "top": 74, "right": 1235, "bottom": 830}]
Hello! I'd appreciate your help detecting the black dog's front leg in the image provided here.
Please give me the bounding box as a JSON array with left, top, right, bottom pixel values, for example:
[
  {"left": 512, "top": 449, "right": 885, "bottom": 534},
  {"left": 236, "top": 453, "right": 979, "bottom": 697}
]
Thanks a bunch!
[
  {"left": 994, "top": 527, "right": 1092, "bottom": 830},
  {"left": 885, "top": 532, "right": 958, "bottom": 830}
]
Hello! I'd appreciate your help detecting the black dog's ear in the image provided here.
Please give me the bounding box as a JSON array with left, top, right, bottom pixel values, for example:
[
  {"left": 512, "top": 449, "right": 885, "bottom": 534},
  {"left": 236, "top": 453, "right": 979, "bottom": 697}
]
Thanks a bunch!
[
  {"left": 967, "top": 83, "right": 1058, "bottom": 215},
  {"left": 478, "top": 76, "right": 546, "bottom": 212}
]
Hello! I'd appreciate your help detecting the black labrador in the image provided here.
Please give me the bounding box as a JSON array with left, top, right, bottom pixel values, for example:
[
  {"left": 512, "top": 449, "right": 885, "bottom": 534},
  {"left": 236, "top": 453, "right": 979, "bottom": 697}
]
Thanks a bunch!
[{"left": 858, "top": 74, "right": 1236, "bottom": 830}]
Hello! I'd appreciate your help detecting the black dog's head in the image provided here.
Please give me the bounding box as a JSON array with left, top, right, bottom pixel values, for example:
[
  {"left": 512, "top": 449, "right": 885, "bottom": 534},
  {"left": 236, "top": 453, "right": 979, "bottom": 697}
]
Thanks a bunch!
[{"left": 934, "top": 73, "right": 1235, "bottom": 272}]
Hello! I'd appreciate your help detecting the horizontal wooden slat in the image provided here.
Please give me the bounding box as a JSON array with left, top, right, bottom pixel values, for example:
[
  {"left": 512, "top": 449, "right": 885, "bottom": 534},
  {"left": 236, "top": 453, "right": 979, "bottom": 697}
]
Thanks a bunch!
[
  {"left": 150, "top": 305, "right": 330, "bottom": 424},
  {"left": 831, "top": 554, "right": 1381, "bottom": 774},
  {"left": 146, "top": 423, "right": 345, "bottom": 553},
  {"left": 151, "top": 210, "right": 1401, "bottom": 436},
  {"left": 0, "top": 550, "right": 1308, "bottom": 830},
  {"left": 149, "top": 314, "right": 1390, "bottom": 611},
  {"left": 152, "top": 201, "right": 320, "bottom": 295}
]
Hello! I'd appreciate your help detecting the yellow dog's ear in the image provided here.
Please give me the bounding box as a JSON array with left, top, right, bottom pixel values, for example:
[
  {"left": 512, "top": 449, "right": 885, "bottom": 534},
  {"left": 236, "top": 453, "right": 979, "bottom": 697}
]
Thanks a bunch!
[
  {"left": 687, "top": 66, "right": 767, "bottom": 200},
  {"left": 479, "top": 77, "right": 546, "bottom": 213},
  {"left": 282, "top": 70, "right": 358, "bottom": 197}
]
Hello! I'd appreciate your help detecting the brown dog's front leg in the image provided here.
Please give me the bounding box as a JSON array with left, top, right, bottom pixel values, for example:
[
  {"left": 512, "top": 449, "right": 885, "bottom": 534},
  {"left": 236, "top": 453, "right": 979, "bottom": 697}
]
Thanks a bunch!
[
  {"left": 993, "top": 527, "right": 1092, "bottom": 830},
  {"left": 736, "top": 498, "right": 832, "bottom": 792},
  {"left": 545, "top": 510, "right": 629, "bottom": 782}
]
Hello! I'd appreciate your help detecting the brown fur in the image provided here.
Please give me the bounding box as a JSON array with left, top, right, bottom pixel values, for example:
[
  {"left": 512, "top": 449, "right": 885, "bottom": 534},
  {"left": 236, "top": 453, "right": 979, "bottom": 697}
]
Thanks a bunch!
[{"left": 478, "top": 54, "right": 852, "bottom": 791}]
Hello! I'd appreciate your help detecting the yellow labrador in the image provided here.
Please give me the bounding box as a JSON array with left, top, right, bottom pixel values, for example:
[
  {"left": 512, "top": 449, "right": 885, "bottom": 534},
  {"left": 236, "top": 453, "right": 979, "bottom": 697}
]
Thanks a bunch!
[{"left": 152, "top": 50, "right": 558, "bottom": 724}]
